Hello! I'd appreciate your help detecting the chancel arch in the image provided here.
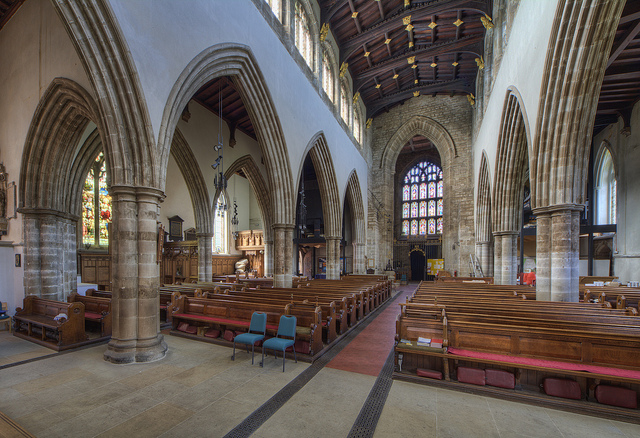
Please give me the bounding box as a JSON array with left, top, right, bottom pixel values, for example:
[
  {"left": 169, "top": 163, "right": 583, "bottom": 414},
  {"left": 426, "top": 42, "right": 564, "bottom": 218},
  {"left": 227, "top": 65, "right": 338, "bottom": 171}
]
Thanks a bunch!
[
  {"left": 492, "top": 90, "right": 530, "bottom": 286},
  {"left": 157, "top": 43, "right": 295, "bottom": 287}
]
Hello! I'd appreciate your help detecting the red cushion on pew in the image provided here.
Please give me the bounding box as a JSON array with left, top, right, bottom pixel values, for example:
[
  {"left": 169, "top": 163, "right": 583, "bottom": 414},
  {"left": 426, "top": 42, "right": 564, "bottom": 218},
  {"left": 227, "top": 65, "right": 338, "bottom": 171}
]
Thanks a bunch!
[
  {"left": 595, "top": 385, "right": 637, "bottom": 409},
  {"left": 177, "top": 322, "right": 189, "bottom": 332},
  {"left": 457, "top": 367, "right": 485, "bottom": 385},
  {"left": 485, "top": 369, "right": 515, "bottom": 389},
  {"left": 84, "top": 312, "right": 103, "bottom": 320},
  {"left": 417, "top": 368, "right": 443, "bottom": 380},
  {"left": 223, "top": 329, "right": 235, "bottom": 342},
  {"left": 543, "top": 378, "right": 581, "bottom": 400},
  {"left": 204, "top": 328, "right": 220, "bottom": 338}
]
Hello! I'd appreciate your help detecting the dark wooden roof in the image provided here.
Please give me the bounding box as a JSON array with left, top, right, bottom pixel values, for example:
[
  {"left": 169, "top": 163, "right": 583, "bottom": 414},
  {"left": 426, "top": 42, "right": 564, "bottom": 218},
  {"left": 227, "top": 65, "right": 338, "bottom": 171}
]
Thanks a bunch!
[
  {"left": 0, "top": 0, "right": 25, "bottom": 31},
  {"left": 319, "top": 0, "right": 491, "bottom": 119},
  {"left": 594, "top": 0, "right": 640, "bottom": 134},
  {"left": 193, "top": 77, "right": 256, "bottom": 140}
]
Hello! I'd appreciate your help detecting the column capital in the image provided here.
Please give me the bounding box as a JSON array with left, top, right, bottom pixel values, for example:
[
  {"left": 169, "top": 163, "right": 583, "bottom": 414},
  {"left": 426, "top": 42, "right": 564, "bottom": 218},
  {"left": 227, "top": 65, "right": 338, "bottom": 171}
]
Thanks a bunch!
[
  {"left": 196, "top": 232, "right": 214, "bottom": 238},
  {"left": 532, "top": 203, "right": 584, "bottom": 216},
  {"left": 109, "top": 185, "right": 165, "bottom": 202},
  {"left": 492, "top": 230, "right": 519, "bottom": 237},
  {"left": 18, "top": 207, "right": 79, "bottom": 222},
  {"left": 324, "top": 235, "right": 341, "bottom": 241},
  {"left": 272, "top": 223, "right": 296, "bottom": 231}
]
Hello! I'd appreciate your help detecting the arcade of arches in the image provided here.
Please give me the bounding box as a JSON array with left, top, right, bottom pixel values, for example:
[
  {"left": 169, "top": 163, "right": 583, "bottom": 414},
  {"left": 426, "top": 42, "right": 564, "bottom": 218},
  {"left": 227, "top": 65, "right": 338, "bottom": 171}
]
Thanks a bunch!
[{"left": 0, "top": 0, "right": 639, "bottom": 370}]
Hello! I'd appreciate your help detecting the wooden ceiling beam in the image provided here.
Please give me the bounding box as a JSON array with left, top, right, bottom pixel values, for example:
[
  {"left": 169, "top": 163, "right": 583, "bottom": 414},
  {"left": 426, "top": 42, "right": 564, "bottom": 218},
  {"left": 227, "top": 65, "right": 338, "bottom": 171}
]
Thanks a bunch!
[
  {"left": 353, "top": 35, "right": 482, "bottom": 90},
  {"left": 385, "top": 32, "right": 393, "bottom": 57},
  {"left": 374, "top": 76, "right": 384, "bottom": 98},
  {"left": 393, "top": 68, "right": 401, "bottom": 91},
  {"left": 339, "top": 0, "right": 489, "bottom": 62},
  {"left": 321, "top": 0, "right": 349, "bottom": 24},
  {"left": 347, "top": 0, "right": 362, "bottom": 33},
  {"left": 363, "top": 43, "right": 373, "bottom": 68},
  {"left": 607, "top": 19, "right": 640, "bottom": 68},
  {"left": 366, "top": 78, "right": 473, "bottom": 117},
  {"left": 0, "top": 0, "right": 24, "bottom": 32},
  {"left": 377, "top": 0, "right": 385, "bottom": 20}
]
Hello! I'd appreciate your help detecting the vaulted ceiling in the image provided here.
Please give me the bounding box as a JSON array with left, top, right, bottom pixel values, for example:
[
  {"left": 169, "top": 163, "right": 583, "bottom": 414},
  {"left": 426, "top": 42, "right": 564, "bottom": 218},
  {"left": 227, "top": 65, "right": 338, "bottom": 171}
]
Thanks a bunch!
[{"left": 319, "top": 0, "right": 492, "bottom": 119}]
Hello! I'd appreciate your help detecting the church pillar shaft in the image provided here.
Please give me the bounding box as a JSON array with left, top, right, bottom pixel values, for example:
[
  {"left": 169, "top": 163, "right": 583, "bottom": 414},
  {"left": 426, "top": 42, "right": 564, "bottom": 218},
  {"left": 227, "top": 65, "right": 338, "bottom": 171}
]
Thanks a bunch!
[
  {"left": 23, "top": 214, "right": 41, "bottom": 297},
  {"left": 353, "top": 242, "right": 364, "bottom": 274},
  {"left": 535, "top": 212, "right": 552, "bottom": 301},
  {"left": 264, "top": 239, "right": 273, "bottom": 277},
  {"left": 550, "top": 208, "right": 580, "bottom": 302},
  {"left": 501, "top": 232, "right": 518, "bottom": 285},
  {"left": 493, "top": 234, "right": 503, "bottom": 285},
  {"left": 476, "top": 241, "right": 493, "bottom": 278},
  {"left": 105, "top": 186, "right": 167, "bottom": 364},
  {"left": 325, "top": 236, "right": 341, "bottom": 280},
  {"left": 273, "top": 224, "right": 294, "bottom": 288},
  {"left": 197, "top": 233, "right": 213, "bottom": 282}
]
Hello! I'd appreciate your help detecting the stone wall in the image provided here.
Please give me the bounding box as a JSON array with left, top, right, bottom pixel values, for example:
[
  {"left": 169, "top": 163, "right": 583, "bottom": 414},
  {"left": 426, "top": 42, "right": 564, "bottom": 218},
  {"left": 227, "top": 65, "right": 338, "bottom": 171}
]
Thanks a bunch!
[{"left": 368, "top": 95, "right": 475, "bottom": 275}]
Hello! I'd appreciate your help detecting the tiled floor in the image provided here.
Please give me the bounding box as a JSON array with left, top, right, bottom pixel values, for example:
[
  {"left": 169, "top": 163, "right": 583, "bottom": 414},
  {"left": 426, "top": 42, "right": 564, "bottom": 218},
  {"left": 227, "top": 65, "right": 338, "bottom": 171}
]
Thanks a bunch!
[{"left": 1, "top": 284, "right": 640, "bottom": 437}]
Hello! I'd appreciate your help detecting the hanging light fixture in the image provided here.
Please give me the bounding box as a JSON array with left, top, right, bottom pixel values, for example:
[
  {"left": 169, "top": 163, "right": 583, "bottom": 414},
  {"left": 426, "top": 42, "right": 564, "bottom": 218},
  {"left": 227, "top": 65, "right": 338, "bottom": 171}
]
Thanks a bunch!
[
  {"left": 212, "top": 79, "right": 228, "bottom": 205},
  {"left": 231, "top": 198, "right": 239, "bottom": 240},
  {"left": 298, "top": 171, "right": 307, "bottom": 235}
]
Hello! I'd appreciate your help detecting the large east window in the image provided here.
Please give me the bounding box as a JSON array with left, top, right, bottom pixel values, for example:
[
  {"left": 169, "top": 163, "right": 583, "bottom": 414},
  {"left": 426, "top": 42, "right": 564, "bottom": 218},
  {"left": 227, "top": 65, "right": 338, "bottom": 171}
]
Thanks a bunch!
[
  {"left": 401, "top": 161, "right": 443, "bottom": 236},
  {"left": 82, "top": 152, "right": 111, "bottom": 248}
]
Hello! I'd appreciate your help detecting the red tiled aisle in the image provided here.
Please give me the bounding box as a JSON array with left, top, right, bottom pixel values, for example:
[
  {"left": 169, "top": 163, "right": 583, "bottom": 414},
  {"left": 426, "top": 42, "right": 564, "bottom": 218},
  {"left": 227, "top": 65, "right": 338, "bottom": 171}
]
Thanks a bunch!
[{"left": 325, "top": 283, "right": 418, "bottom": 376}]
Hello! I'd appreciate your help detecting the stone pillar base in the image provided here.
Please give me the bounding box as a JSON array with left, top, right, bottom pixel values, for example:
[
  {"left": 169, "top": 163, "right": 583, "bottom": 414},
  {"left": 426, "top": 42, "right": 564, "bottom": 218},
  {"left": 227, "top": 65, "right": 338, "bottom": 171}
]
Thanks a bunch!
[{"left": 104, "top": 334, "right": 168, "bottom": 364}]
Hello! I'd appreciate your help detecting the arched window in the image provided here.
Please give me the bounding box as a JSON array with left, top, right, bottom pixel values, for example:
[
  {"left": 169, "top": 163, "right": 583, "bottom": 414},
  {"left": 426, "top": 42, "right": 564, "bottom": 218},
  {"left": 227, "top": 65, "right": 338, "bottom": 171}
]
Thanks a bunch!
[
  {"left": 295, "top": 2, "right": 313, "bottom": 69},
  {"left": 353, "top": 107, "right": 363, "bottom": 143},
  {"left": 82, "top": 152, "right": 111, "bottom": 248},
  {"left": 340, "top": 82, "right": 350, "bottom": 126},
  {"left": 401, "top": 161, "right": 443, "bottom": 236},
  {"left": 267, "top": 0, "right": 281, "bottom": 21},
  {"left": 322, "top": 50, "right": 335, "bottom": 102},
  {"left": 595, "top": 146, "right": 616, "bottom": 225},
  {"left": 213, "top": 193, "right": 228, "bottom": 253}
]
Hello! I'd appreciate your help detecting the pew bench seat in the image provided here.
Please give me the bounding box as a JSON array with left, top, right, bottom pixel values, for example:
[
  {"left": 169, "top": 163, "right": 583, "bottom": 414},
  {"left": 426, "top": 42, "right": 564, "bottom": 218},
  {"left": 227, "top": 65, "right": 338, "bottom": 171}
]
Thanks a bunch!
[{"left": 172, "top": 313, "right": 279, "bottom": 331}]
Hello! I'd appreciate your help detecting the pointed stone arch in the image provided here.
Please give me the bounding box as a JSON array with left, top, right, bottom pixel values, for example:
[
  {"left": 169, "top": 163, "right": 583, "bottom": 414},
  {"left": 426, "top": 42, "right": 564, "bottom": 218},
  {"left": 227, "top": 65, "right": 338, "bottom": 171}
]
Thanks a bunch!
[
  {"left": 19, "top": 78, "right": 105, "bottom": 300},
  {"left": 380, "top": 115, "right": 457, "bottom": 172},
  {"left": 344, "top": 170, "right": 366, "bottom": 274},
  {"left": 222, "top": 154, "right": 273, "bottom": 243},
  {"left": 492, "top": 91, "right": 529, "bottom": 285},
  {"left": 157, "top": 43, "right": 294, "bottom": 225},
  {"left": 476, "top": 152, "right": 493, "bottom": 278},
  {"left": 170, "top": 128, "right": 213, "bottom": 236},
  {"left": 530, "top": 0, "right": 624, "bottom": 301},
  {"left": 52, "top": 1, "right": 158, "bottom": 188}
]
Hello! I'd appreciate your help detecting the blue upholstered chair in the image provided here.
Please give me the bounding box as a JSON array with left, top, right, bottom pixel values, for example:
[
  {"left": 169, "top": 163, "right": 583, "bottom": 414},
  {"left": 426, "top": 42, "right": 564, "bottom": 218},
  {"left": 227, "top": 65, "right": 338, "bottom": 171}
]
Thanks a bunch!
[
  {"left": 232, "top": 312, "right": 267, "bottom": 364},
  {"left": 261, "top": 315, "right": 297, "bottom": 372}
]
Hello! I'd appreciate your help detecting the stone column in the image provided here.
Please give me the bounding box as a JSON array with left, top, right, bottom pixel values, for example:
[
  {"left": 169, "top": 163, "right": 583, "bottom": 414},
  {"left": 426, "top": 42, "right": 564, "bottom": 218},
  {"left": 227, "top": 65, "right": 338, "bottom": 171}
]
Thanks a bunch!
[
  {"left": 272, "top": 224, "right": 294, "bottom": 288},
  {"left": 352, "top": 242, "right": 365, "bottom": 274},
  {"left": 476, "top": 241, "right": 493, "bottom": 278},
  {"left": 104, "top": 186, "right": 167, "bottom": 364},
  {"left": 22, "top": 213, "right": 42, "bottom": 297},
  {"left": 264, "top": 239, "right": 274, "bottom": 277},
  {"left": 197, "top": 233, "right": 213, "bottom": 282},
  {"left": 500, "top": 232, "right": 519, "bottom": 285},
  {"left": 325, "top": 236, "right": 341, "bottom": 280},
  {"left": 493, "top": 233, "right": 503, "bottom": 284},
  {"left": 534, "top": 210, "right": 552, "bottom": 301},
  {"left": 550, "top": 207, "right": 581, "bottom": 302}
]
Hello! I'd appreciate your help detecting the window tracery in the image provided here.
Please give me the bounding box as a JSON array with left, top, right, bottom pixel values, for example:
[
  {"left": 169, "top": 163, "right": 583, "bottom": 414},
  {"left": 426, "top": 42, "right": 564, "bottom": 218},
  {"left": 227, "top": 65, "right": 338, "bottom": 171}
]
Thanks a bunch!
[
  {"left": 401, "top": 161, "right": 443, "bottom": 236},
  {"left": 82, "top": 152, "right": 111, "bottom": 248},
  {"left": 295, "top": 2, "right": 313, "bottom": 69}
]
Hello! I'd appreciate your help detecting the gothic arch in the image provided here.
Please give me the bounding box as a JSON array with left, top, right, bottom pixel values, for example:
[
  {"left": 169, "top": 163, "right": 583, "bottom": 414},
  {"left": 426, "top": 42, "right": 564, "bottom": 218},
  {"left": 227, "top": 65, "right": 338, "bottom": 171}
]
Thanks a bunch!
[
  {"left": 302, "top": 132, "right": 342, "bottom": 239},
  {"left": 157, "top": 43, "right": 294, "bottom": 225},
  {"left": 170, "top": 128, "right": 213, "bottom": 235},
  {"left": 52, "top": 1, "right": 157, "bottom": 188},
  {"left": 344, "top": 169, "right": 366, "bottom": 248},
  {"left": 476, "top": 152, "right": 492, "bottom": 243},
  {"left": 380, "top": 115, "right": 458, "bottom": 172},
  {"left": 531, "top": 0, "right": 624, "bottom": 208},
  {"left": 492, "top": 91, "right": 529, "bottom": 234},
  {"left": 222, "top": 155, "right": 273, "bottom": 242}
]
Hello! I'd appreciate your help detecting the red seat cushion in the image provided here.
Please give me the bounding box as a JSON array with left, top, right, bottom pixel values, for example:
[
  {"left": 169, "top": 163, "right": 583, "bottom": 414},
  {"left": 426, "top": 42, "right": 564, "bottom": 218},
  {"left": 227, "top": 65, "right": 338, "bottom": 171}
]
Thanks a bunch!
[
  {"left": 417, "top": 368, "right": 443, "bottom": 380},
  {"left": 485, "top": 369, "right": 515, "bottom": 389},
  {"left": 543, "top": 378, "right": 581, "bottom": 400},
  {"left": 223, "top": 329, "right": 235, "bottom": 342},
  {"left": 457, "top": 367, "right": 485, "bottom": 385},
  {"left": 595, "top": 385, "right": 637, "bottom": 409},
  {"left": 84, "top": 311, "right": 103, "bottom": 320}
]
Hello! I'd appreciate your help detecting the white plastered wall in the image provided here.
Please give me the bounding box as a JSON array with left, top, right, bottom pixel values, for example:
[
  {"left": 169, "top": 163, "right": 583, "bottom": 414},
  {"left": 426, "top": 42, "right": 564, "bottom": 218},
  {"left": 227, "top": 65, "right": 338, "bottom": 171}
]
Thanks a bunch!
[
  {"left": 108, "top": 0, "right": 369, "bottom": 226},
  {"left": 0, "top": 0, "right": 92, "bottom": 312},
  {"left": 473, "top": 0, "right": 559, "bottom": 218}
]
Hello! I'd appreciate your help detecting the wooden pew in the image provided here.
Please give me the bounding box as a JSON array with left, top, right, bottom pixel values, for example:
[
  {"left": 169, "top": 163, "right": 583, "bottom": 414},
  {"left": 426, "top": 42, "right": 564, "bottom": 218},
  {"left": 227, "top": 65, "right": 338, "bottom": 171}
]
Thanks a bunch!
[
  {"left": 67, "top": 293, "right": 112, "bottom": 337},
  {"left": 13, "top": 296, "right": 86, "bottom": 351}
]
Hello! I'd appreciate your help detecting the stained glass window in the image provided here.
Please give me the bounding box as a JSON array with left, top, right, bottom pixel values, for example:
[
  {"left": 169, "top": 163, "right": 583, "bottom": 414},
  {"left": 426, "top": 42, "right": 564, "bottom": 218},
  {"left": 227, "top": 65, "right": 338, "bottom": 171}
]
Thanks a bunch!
[
  {"left": 400, "top": 160, "right": 443, "bottom": 235},
  {"left": 419, "top": 201, "right": 427, "bottom": 217},
  {"left": 428, "top": 200, "right": 436, "bottom": 217},
  {"left": 82, "top": 152, "right": 111, "bottom": 248},
  {"left": 428, "top": 218, "right": 436, "bottom": 234},
  {"left": 419, "top": 219, "right": 427, "bottom": 235},
  {"left": 403, "top": 203, "right": 410, "bottom": 218}
]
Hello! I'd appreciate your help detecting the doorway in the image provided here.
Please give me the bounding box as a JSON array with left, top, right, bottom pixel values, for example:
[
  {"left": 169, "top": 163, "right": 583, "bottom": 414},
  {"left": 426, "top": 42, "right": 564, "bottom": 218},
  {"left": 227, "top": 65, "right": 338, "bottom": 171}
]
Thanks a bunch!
[{"left": 410, "top": 250, "right": 426, "bottom": 281}]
